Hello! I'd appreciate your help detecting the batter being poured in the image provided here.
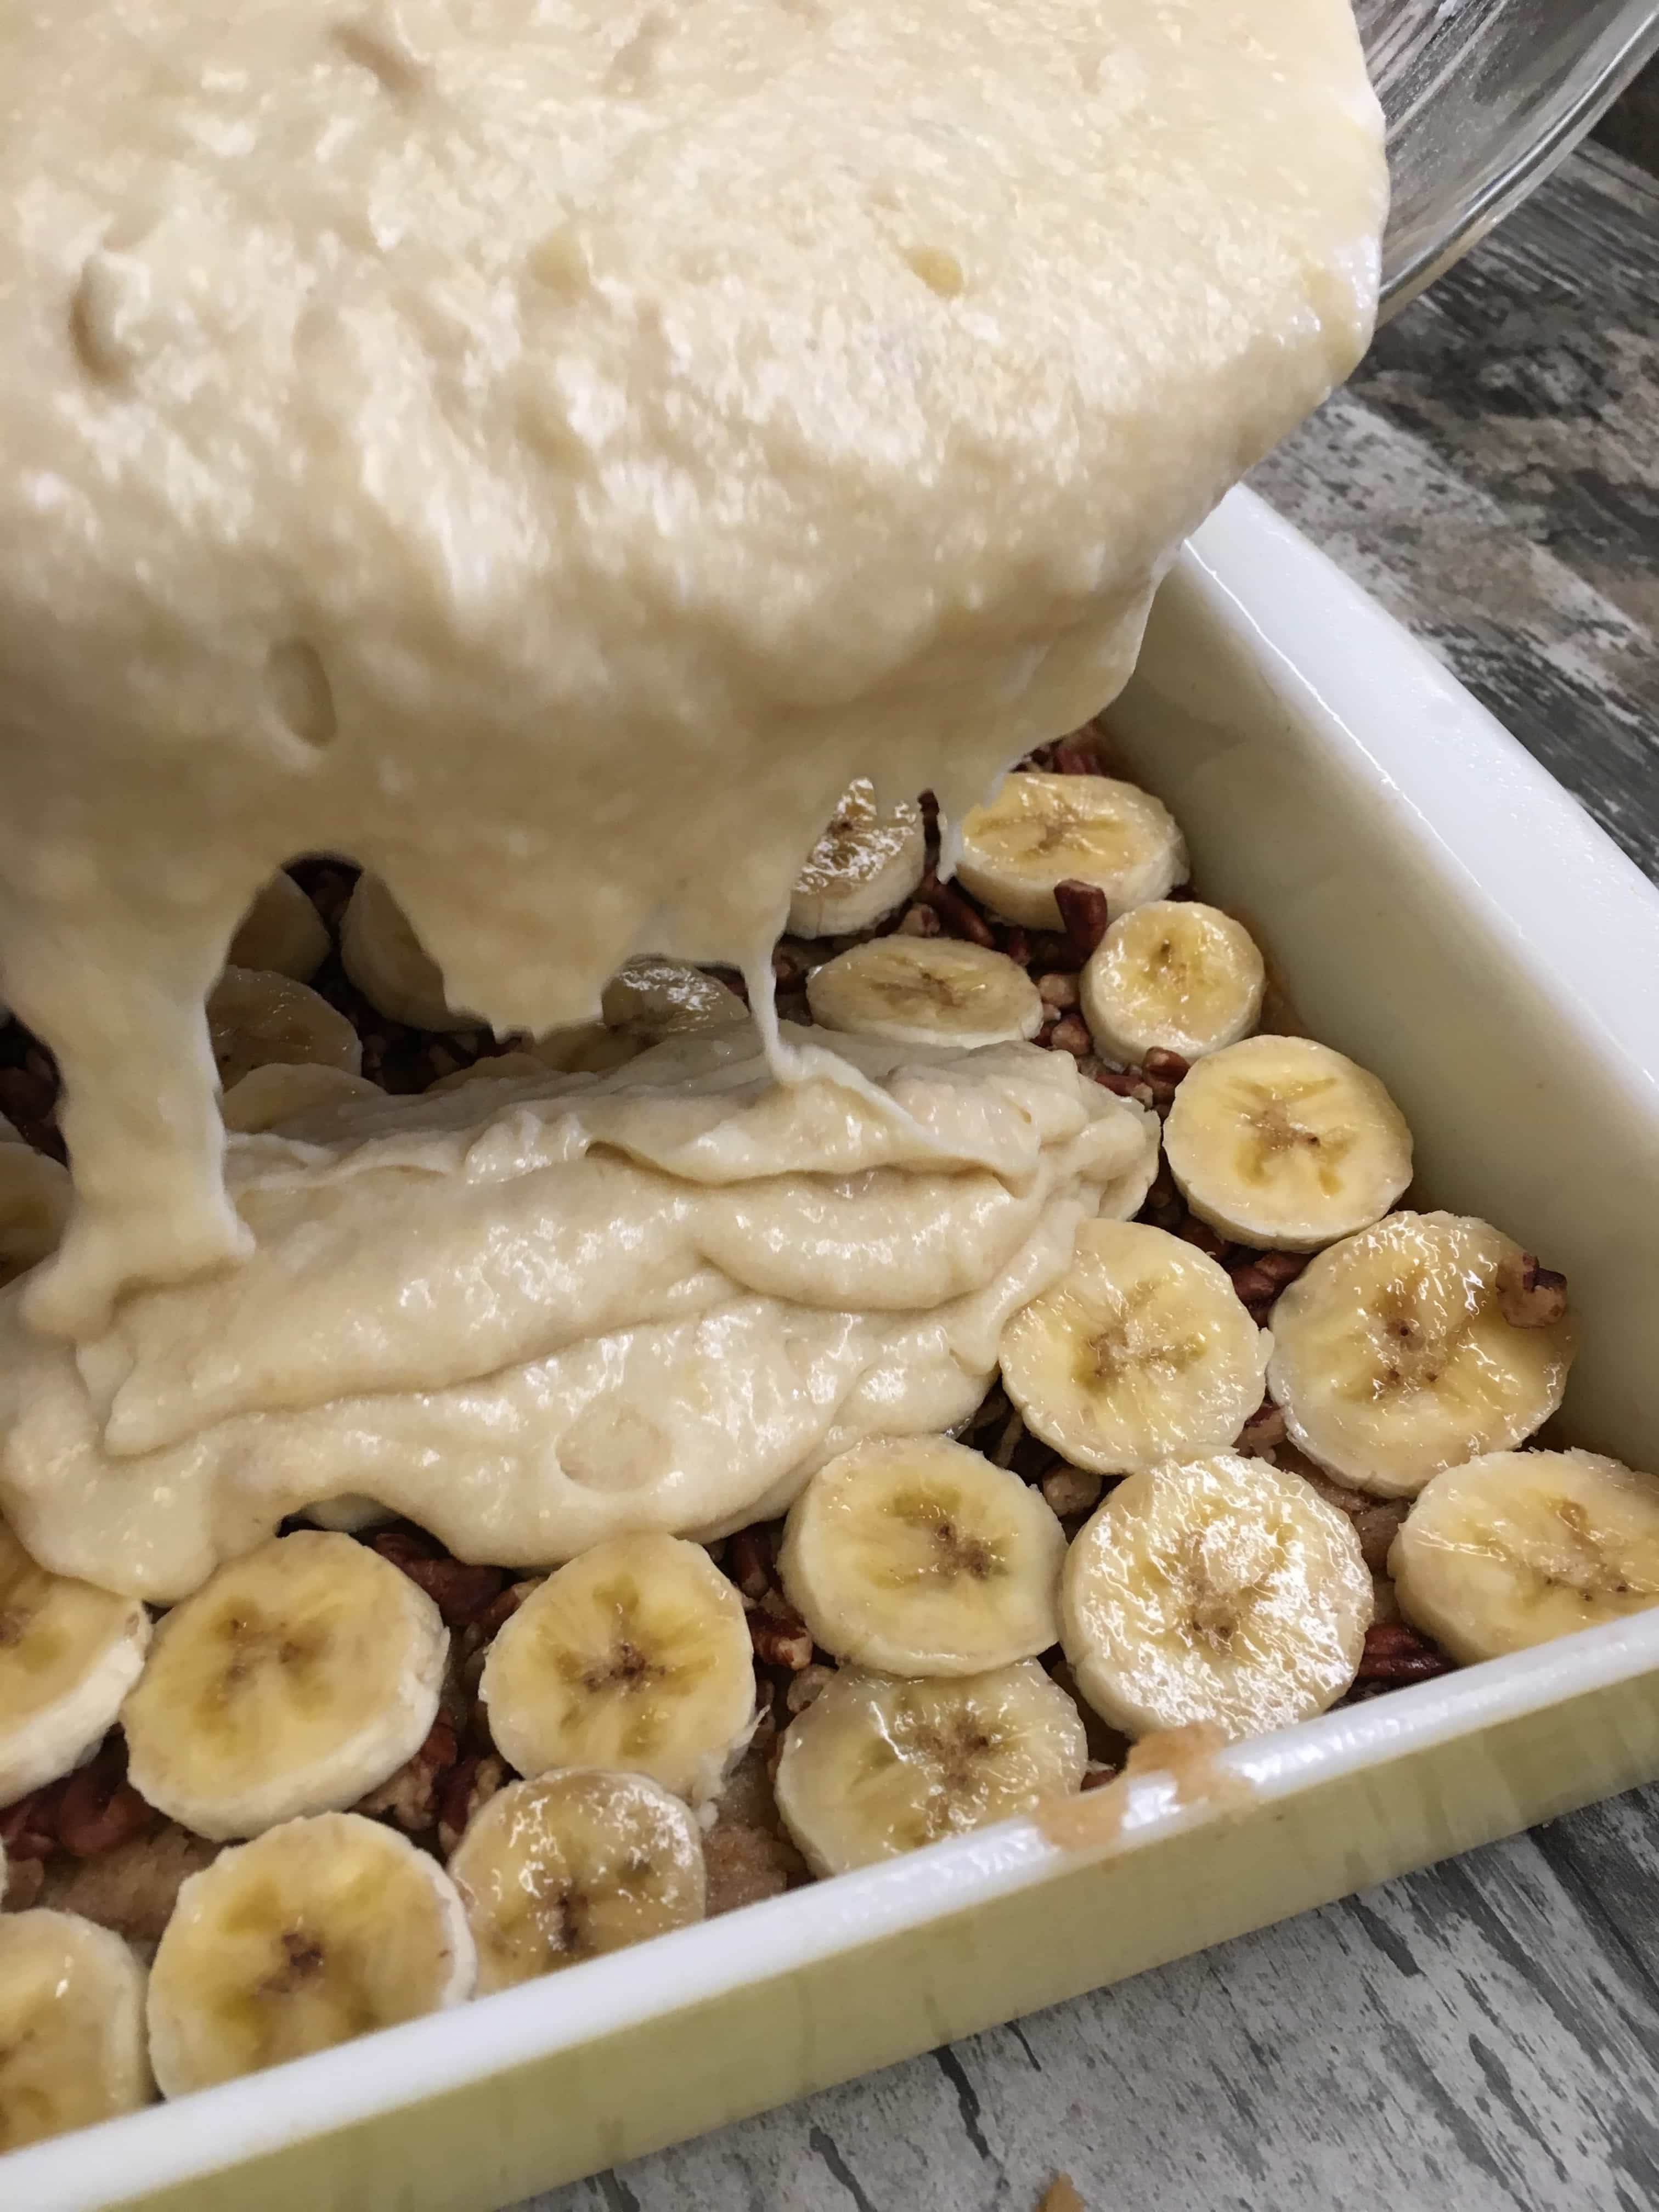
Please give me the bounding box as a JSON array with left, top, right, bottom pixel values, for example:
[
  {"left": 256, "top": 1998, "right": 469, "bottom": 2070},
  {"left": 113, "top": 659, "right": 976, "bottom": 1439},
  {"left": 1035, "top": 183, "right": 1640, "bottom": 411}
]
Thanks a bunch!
[{"left": 0, "top": 0, "right": 1385, "bottom": 1336}]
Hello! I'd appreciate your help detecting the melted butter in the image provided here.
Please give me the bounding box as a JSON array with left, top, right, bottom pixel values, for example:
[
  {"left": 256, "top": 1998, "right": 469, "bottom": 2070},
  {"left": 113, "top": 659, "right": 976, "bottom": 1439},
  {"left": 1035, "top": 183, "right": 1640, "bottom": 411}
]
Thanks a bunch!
[{"left": 0, "top": 0, "right": 1383, "bottom": 1335}]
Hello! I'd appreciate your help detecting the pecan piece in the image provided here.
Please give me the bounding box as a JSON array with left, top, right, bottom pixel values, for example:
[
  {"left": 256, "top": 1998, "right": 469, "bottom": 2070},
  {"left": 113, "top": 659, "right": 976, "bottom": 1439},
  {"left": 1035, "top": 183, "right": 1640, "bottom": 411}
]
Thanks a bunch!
[
  {"left": 1036, "top": 972, "right": 1080, "bottom": 1012},
  {"left": 1237, "top": 1400, "right": 1287, "bottom": 1455},
  {"left": 1356, "top": 1620, "right": 1453, "bottom": 1684},
  {"left": 918, "top": 873, "right": 997, "bottom": 949},
  {"left": 1494, "top": 1252, "right": 1570, "bottom": 1329},
  {"left": 56, "top": 1739, "right": 155, "bottom": 1860},
  {"left": 356, "top": 1716, "right": 459, "bottom": 1835},
  {"left": 1041, "top": 1465, "right": 1104, "bottom": 1520},
  {"left": 748, "top": 1593, "right": 815, "bottom": 1672},
  {"left": 370, "top": 1530, "right": 507, "bottom": 1628},
  {"left": 0, "top": 1784, "right": 61, "bottom": 1863},
  {"left": 727, "top": 1525, "right": 776, "bottom": 1602},
  {"left": 1053, "top": 879, "right": 1110, "bottom": 963},
  {"left": 437, "top": 1753, "right": 509, "bottom": 1858},
  {"left": 1049, "top": 741, "right": 1099, "bottom": 777},
  {"left": 1045, "top": 1012, "right": 1092, "bottom": 1059}
]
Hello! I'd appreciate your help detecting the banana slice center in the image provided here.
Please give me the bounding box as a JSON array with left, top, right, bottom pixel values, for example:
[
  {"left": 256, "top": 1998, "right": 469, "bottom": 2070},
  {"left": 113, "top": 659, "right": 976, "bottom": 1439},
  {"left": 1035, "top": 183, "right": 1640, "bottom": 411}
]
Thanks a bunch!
[
  {"left": 1237, "top": 1081, "right": 1352, "bottom": 1190},
  {"left": 199, "top": 1607, "right": 331, "bottom": 1730},
  {"left": 878, "top": 1493, "right": 1006, "bottom": 1589},
  {"left": 866, "top": 1709, "right": 1004, "bottom": 1835},
  {"left": 1172, "top": 1522, "right": 1281, "bottom": 1653},
  {"left": 1079, "top": 1281, "right": 1207, "bottom": 1389},
  {"left": 1358, "top": 1268, "right": 1483, "bottom": 1398}
]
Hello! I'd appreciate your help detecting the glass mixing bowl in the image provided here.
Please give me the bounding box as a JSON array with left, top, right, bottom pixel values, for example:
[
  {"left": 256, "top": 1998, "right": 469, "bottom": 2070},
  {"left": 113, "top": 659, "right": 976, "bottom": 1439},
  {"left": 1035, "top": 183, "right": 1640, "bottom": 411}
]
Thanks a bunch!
[{"left": 1365, "top": 0, "right": 1659, "bottom": 315}]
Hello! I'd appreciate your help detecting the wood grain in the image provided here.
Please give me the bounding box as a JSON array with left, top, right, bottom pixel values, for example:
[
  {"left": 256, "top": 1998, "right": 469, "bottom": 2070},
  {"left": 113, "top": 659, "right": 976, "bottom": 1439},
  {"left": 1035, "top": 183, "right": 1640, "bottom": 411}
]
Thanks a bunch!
[{"left": 522, "top": 145, "right": 1659, "bottom": 2212}]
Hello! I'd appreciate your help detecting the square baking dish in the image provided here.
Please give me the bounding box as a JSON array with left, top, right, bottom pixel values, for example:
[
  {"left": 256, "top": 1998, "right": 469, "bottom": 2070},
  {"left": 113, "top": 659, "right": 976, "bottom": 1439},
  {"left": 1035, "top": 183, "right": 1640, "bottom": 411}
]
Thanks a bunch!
[{"left": 8, "top": 483, "right": 1659, "bottom": 2212}]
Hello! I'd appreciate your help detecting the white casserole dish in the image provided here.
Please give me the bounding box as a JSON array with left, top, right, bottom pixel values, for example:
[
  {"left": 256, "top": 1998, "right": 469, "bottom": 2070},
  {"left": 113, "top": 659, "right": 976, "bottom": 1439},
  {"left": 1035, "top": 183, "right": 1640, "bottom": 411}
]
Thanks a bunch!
[{"left": 8, "top": 483, "right": 1659, "bottom": 2212}]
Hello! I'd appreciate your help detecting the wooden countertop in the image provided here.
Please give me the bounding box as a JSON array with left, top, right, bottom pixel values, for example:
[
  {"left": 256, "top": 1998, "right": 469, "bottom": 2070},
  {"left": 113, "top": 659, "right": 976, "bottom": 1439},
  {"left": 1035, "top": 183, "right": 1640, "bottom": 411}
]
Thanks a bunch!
[{"left": 528, "top": 142, "right": 1659, "bottom": 2212}]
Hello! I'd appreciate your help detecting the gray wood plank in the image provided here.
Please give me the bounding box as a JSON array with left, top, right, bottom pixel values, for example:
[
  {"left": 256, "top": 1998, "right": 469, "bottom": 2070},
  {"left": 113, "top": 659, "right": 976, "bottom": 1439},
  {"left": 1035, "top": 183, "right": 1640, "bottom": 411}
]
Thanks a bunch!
[{"left": 517, "top": 144, "right": 1659, "bottom": 2212}]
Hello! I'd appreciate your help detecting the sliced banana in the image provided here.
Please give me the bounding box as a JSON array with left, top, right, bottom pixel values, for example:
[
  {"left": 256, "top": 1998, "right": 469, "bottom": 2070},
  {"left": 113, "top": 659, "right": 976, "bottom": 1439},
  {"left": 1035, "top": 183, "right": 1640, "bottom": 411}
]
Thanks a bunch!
[
  {"left": 806, "top": 938, "right": 1042, "bottom": 1049},
  {"left": 531, "top": 1024, "right": 647, "bottom": 1075},
  {"left": 0, "top": 1519, "right": 150, "bottom": 1804},
  {"left": 339, "top": 872, "right": 479, "bottom": 1032},
  {"left": 0, "top": 1138, "right": 71, "bottom": 1288},
  {"left": 220, "top": 1060, "right": 382, "bottom": 1132},
  {"left": 228, "top": 871, "right": 330, "bottom": 982},
  {"left": 788, "top": 780, "right": 927, "bottom": 939},
  {"left": 1162, "top": 1034, "right": 1412, "bottom": 1250},
  {"left": 480, "top": 1534, "right": 755, "bottom": 1804},
  {"left": 207, "top": 965, "right": 363, "bottom": 1090},
  {"left": 1267, "top": 1212, "right": 1576, "bottom": 1498},
  {"left": 146, "top": 1813, "right": 474, "bottom": 2096},
  {"left": 774, "top": 1661, "right": 1087, "bottom": 1875},
  {"left": 778, "top": 1437, "right": 1065, "bottom": 1675},
  {"left": 1391, "top": 1450, "right": 1659, "bottom": 1664},
  {"left": 449, "top": 1769, "right": 706, "bottom": 1995},
  {"left": 122, "top": 1531, "right": 447, "bottom": 1839},
  {"left": 1080, "top": 901, "right": 1265, "bottom": 1065},
  {"left": 955, "top": 771, "right": 1186, "bottom": 930},
  {"left": 424, "top": 1049, "right": 551, "bottom": 1095},
  {"left": 601, "top": 957, "right": 747, "bottom": 1037},
  {"left": 1000, "top": 1220, "right": 1271, "bottom": 1477},
  {"left": 1060, "top": 1453, "right": 1370, "bottom": 1740},
  {"left": 0, "top": 1911, "right": 151, "bottom": 2150}
]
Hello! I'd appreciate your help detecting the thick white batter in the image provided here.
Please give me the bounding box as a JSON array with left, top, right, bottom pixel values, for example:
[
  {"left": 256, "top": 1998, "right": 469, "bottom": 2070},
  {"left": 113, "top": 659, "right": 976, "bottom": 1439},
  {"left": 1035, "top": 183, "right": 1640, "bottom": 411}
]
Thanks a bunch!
[{"left": 0, "top": 0, "right": 1383, "bottom": 1336}]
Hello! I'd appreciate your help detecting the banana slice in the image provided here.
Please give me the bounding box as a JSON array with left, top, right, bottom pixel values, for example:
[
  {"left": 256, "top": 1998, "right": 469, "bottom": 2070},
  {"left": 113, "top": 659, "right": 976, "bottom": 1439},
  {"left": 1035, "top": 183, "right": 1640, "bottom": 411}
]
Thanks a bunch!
[
  {"left": 778, "top": 1437, "right": 1065, "bottom": 1675},
  {"left": 207, "top": 966, "right": 363, "bottom": 1090},
  {"left": 805, "top": 938, "right": 1042, "bottom": 1049},
  {"left": 339, "top": 872, "right": 479, "bottom": 1032},
  {"left": 449, "top": 1769, "right": 706, "bottom": 1995},
  {"left": 1060, "top": 1453, "right": 1370, "bottom": 1740},
  {"left": 531, "top": 1024, "right": 648, "bottom": 1075},
  {"left": 1162, "top": 1034, "right": 1412, "bottom": 1250},
  {"left": 0, "top": 1138, "right": 71, "bottom": 1288},
  {"left": 1267, "top": 1212, "right": 1576, "bottom": 1498},
  {"left": 1000, "top": 1221, "right": 1271, "bottom": 1477},
  {"left": 773, "top": 1661, "right": 1087, "bottom": 1875},
  {"left": 788, "top": 780, "right": 927, "bottom": 939},
  {"left": 601, "top": 957, "right": 748, "bottom": 1037},
  {"left": 1080, "top": 901, "right": 1265, "bottom": 1065},
  {"left": 479, "top": 1534, "right": 755, "bottom": 1804},
  {"left": 424, "top": 1050, "right": 552, "bottom": 1095},
  {"left": 0, "top": 1911, "right": 151, "bottom": 2149},
  {"left": 0, "top": 1520, "right": 150, "bottom": 1804},
  {"left": 146, "top": 1813, "right": 474, "bottom": 2096},
  {"left": 228, "top": 871, "right": 330, "bottom": 982},
  {"left": 220, "top": 1061, "right": 382, "bottom": 1132},
  {"left": 122, "top": 1531, "right": 447, "bottom": 1839},
  {"left": 956, "top": 771, "right": 1186, "bottom": 930},
  {"left": 1391, "top": 1450, "right": 1659, "bottom": 1664}
]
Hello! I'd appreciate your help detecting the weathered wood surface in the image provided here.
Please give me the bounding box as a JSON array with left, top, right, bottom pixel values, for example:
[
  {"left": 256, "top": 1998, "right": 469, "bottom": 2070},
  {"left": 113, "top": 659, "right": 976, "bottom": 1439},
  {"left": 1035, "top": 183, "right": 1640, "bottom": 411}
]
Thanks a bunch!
[{"left": 525, "top": 144, "right": 1659, "bottom": 2212}]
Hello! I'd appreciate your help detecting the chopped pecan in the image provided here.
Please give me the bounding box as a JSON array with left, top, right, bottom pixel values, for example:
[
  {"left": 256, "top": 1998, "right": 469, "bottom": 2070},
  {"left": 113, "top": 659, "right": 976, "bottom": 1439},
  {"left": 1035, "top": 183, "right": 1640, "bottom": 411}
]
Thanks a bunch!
[
  {"left": 748, "top": 1592, "right": 815, "bottom": 1672},
  {"left": 897, "top": 902, "right": 943, "bottom": 938},
  {"left": 1352, "top": 1498, "right": 1410, "bottom": 1578},
  {"left": 1045, "top": 1012, "right": 1092, "bottom": 1058},
  {"left": 1137, "top": 1161, "right": 1184, "bottom": 1233},
  {"left": 1036, "top": 972, "right": 1080, "bottom": 1012},
  {"left": 1356, "top": 1620, "right": 1453, "bottom": 1684},
  {"left": 727, "top": 1525, "right": 776, "bottom": 1602},
  {"left": 1049, "top": 741, "right": 1099, "bottom": 777},
  {"left": 356, "top": 1717, "right": 459, "bottom": 1835},
  {"left": 1177, "top": 1217, "right": 1229, "bottom": 1263},
  {"left": 1495, "top": 1252, "right": 1570, "bottom": 1329},
  {"left": 918, "top": 873, "right": 997, "bottom": 948},
  {"left": 370, "top": 1530, "right": 507, "bottom": 1628},
  {"left": 437, "top": 1753, "right": 509, "bottom": 1858},
  {"left": 1092, "top": 1064, "right": 1156, "bottom": 1109},
  {"left": 56, "top": 1739, "right": 156, "bottom": 1860},
  {"left": 1053, "top": 879, "right": 1110, "bottom": 963},
  {"left": 1141, "top": 1046, "right": 1190, "bottom": 1085},
  {"left": 1000, "top": 926, "right": 1032, "bottom": 968},
  {"left": 470, "top": 1577, "right": 539, "bottom": 1645},
  {"left": 1041, "top": 1465, "right": 1103, "bottom": 1520},
  {"left": 785, "top": 1663, "right": 836, "bottom": 1716},
  {"left": 1237, "top": 1400, "right": 1287, "bottom": 1455}
]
